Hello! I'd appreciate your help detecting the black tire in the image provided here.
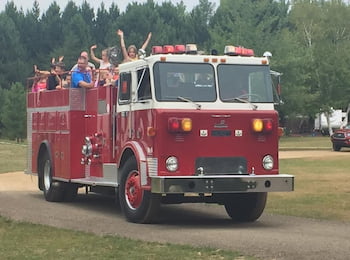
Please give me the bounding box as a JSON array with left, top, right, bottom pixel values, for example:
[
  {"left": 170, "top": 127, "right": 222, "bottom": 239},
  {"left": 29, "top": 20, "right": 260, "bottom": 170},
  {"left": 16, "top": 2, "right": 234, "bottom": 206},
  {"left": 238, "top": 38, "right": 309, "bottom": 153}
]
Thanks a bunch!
[
  {"left": 224, "top": 192, "right": 267, "bottom": 222},
  {"left": 119, "top": 156, "right": 160, "bottom": 223},
  {"left": 39, "top": 151, "right": 65, "bottom": 202},
  {"left": 62, "top": 183, "right": 79, "bottom": 202},
  {"left": 332, "top": 143, "right": 341, "bottom": 151}
]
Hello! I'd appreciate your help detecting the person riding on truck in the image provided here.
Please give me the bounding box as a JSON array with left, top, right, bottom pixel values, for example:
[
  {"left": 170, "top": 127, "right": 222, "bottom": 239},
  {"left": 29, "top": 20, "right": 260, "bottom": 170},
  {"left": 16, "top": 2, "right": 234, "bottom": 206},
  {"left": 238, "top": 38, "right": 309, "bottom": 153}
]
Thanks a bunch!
[{"left": 71, "top": 56, "right": 94, "bottom": 89}]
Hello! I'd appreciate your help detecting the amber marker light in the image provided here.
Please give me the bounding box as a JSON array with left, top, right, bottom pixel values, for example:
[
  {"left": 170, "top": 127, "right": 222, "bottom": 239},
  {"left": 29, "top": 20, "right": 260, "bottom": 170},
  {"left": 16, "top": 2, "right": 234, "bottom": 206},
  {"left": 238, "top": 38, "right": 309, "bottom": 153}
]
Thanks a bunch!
[
  {"left": 252, "top": 119, "right": 264, "bottom": 132},
  {"left": 181, "top": 118, "right": 192, "bottom": 132},
  {"left": 147, "top": 127, "right": 156, "bottom": 136},
  {"left": 204, "top": 58, "right": 210, "bottom": 62},
  {"left": 262, "top": 59, "right": 268, "bottom": 65},
  {"left": 160, "top": 56, "right": 167, "bottom": 62}
]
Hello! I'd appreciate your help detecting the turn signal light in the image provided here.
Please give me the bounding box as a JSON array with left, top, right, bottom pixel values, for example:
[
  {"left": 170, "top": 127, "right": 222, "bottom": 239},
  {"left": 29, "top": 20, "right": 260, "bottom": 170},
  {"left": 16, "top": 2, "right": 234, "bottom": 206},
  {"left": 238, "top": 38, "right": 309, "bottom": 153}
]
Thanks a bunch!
[
  {"left": 252, "top": 118, "right": 273, "bottom": 133},
  {"left": 168, "top": 117, "right": 192, "bottom": 133},
  {"left": 181, "top": 118, "right": 192, "bottom": 132},
  {"left": 252, "top": 119, "right": 264, "bottom": 132}
]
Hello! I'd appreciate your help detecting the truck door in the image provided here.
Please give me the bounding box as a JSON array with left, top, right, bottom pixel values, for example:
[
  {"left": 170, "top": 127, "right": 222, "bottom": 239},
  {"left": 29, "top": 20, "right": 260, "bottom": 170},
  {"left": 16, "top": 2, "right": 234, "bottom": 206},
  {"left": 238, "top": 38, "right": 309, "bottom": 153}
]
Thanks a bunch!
[{"left": 117, "top": 72, "right": 133, "bottom": 147}]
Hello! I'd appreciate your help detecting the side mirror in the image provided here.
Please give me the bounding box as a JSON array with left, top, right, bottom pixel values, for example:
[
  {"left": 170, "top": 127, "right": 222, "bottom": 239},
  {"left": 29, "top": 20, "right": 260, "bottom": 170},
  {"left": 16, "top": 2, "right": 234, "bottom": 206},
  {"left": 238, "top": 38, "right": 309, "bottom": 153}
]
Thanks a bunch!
[{"left": 270, "top": 70, "right": 283, "bottom": 105}]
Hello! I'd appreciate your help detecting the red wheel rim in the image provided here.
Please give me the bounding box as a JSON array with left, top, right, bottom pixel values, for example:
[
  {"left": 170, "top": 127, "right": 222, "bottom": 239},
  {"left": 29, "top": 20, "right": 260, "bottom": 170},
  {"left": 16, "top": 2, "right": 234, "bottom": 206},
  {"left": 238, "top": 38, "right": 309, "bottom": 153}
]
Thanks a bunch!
[{"left": 125, "top": 171, "right": 143, "bottom": 209}]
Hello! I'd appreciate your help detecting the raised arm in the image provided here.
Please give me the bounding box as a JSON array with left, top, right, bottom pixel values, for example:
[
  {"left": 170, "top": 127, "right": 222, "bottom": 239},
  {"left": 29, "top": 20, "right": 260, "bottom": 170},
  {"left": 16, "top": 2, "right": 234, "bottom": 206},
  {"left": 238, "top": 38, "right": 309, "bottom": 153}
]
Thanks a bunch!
[
  {"left": 141, "top": 32, "right": 152, "bottom": 51},
  {"left": 90, "top": 45, "right": 101, "bottom": 64},
  {"left": 34, "top": 64, "right": 50, "bottom": 76},
  {"left": 117, "top": 29, "right": 129, "bottom": 62}
]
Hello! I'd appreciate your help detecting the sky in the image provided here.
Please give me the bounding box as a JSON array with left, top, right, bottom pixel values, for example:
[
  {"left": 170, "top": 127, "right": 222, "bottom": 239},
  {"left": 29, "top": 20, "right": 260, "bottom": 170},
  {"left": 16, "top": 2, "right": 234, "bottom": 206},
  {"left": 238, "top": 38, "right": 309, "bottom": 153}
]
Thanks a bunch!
[{"left": 0, "top": 0, "right": 220, "bottom": 13}]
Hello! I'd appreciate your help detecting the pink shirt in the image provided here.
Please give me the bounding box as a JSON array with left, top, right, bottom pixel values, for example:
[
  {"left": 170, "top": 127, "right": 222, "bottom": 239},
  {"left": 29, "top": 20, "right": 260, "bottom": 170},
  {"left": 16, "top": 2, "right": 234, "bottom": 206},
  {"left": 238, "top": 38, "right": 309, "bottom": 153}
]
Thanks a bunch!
[{"left": 32, "top": 81, "right": 47, "bottom": 92}]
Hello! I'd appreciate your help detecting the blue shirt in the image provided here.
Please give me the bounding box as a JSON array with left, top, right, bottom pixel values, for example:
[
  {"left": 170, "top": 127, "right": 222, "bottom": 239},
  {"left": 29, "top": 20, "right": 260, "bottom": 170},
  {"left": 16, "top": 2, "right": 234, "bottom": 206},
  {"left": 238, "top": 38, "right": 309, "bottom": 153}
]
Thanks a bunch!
[{"left": 71, "top": 68, "right": 92, "bottom": 88}]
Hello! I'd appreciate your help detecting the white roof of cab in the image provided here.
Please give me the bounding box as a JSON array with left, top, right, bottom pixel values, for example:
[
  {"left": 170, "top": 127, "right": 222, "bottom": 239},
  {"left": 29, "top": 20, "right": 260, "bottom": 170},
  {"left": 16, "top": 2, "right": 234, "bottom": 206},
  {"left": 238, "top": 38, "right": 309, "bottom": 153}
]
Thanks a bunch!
[{"left": 118, "top": 54, "right": 269, "bottom": 71}]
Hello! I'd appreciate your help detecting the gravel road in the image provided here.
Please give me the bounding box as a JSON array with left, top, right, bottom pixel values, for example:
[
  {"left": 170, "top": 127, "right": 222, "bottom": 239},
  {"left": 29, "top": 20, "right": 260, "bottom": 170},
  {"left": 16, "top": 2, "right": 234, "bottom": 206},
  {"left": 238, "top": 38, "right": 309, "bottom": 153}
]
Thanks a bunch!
[{"left": 1, "top": 150, "right": 350, "bottom": 260}]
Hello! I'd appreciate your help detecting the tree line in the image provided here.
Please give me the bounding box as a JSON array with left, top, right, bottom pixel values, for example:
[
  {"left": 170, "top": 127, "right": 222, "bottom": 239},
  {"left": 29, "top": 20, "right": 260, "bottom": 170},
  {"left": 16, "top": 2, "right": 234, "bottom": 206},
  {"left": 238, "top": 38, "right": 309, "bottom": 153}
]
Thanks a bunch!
[{"left": 1, "top": 0, "right": 350, "bottom": 140}]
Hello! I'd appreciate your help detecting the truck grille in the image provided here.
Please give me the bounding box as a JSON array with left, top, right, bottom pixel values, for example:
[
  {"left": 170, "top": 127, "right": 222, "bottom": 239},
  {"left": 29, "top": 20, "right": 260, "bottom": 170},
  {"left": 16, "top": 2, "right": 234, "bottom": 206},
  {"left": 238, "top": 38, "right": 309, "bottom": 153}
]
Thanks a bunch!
[{"left": 195, "top": 157, "right": 247, "bottom": 175}]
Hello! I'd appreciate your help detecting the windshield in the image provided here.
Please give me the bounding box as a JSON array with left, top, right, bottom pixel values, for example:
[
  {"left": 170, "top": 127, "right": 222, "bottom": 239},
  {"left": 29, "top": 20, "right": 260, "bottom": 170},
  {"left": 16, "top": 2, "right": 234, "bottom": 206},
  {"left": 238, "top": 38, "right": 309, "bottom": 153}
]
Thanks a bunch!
[
  {"left": 153, "top": 62, "right": 216, "bottom": 102},
  {"left": 218, "top": 64, "right": 273, "bottom": 103}
]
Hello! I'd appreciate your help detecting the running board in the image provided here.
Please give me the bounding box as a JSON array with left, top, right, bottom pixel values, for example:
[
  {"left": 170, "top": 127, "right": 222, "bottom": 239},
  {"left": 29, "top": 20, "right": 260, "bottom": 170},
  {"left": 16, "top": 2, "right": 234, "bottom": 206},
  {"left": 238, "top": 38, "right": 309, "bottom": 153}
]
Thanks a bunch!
[{"left": 70, "top": 177, "right": 118, "bottom": 187}]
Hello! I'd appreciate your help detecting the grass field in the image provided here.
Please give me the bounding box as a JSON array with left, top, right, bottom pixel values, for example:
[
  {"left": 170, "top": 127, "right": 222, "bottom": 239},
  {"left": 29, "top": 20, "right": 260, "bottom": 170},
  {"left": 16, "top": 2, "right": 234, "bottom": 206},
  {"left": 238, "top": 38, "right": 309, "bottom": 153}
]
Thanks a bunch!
[
  {"left": 267, "top": 156, "right": 350, "bottom": 221},
  {"left": 279, "top": 136, "right": 331, "bottom": 149},
  {"left": 0, "top": 140, "right": 27, "bottom": 173},
  {"left": 0, "top": 216, "right": 248, "bottom": 260}
]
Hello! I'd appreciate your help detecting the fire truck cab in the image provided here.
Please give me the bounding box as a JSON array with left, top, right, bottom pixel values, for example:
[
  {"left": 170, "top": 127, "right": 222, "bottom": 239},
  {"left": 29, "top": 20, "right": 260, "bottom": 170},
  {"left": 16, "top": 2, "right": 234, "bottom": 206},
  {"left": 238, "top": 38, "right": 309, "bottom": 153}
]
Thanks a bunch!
[{"left": 27, "top": 45, "right": 294, "bottom": 223}]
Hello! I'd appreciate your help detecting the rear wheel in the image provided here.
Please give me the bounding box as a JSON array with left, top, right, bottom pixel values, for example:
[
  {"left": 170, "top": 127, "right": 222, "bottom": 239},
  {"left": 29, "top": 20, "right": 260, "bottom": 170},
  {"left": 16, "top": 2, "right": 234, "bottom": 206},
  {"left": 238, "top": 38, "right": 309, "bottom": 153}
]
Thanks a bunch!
[
  {"left": 332, "top": 143, "right": 341, "bottom": 151},
  {"left": 39, "top": 151, "right": 65, "bottom": 202},
  {"left": 224, "top": 192, "right": 267, "bottom": 222},
  {"left": 62, "top": 183, "right": 79, "bottom": 202},
  {"left": 119, "top": 156, "right": 160, "bottom": 223}
]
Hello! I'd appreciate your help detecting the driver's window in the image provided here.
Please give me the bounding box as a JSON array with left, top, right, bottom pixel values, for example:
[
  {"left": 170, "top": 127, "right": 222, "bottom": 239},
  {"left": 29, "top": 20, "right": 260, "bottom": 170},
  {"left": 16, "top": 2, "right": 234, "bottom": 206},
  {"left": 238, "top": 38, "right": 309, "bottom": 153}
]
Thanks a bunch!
[
  {"left": 118, "top": 72, "right": 131, "bottom": 104},
  {"left": 137, "top": 68, "right": 151, "bottom": 100}
]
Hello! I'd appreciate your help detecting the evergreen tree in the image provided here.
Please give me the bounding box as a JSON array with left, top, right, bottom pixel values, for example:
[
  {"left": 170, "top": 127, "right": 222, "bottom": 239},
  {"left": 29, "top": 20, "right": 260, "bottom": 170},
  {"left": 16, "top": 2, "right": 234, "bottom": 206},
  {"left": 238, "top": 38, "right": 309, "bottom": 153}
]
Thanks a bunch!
[
  {"left": 1, "top": 82, "right": 27, "bottom": 141},
  {"left": 0, "top": 13, "right": 26, "bottom": 88},
  {"left": 190, "top": 0, "right": 216, "bottom": 51},
  {"left": 0, "top": 86, "right": 5, "bottom": 137},
  {"left": 41, "top": 1, "right": 63, "bottom": 62}
]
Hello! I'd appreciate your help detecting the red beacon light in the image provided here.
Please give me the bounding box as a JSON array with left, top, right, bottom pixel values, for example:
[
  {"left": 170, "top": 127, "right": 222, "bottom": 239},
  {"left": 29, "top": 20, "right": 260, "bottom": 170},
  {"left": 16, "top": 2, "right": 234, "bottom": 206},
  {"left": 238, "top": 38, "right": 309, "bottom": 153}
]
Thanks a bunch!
[
  {"left": 224, "top": 45, "right": 254, "bottom": 57},
  {"left": 152, "top": 46, "right": 163, "bottom": 55},
  {"left": 163, "top": 45, "right": 175, "bottom": 54},
  {"left": 174, "top": 45, "right": 186, "bottom": 54}
]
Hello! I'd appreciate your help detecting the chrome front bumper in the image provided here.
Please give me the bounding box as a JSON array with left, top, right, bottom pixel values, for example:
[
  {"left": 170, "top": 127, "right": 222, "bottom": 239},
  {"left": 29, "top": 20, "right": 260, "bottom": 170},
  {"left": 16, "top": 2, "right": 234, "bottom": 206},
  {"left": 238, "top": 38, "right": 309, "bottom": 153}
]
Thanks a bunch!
[{"left": 151, "top": 174, "right": 294, "bottom": 194}]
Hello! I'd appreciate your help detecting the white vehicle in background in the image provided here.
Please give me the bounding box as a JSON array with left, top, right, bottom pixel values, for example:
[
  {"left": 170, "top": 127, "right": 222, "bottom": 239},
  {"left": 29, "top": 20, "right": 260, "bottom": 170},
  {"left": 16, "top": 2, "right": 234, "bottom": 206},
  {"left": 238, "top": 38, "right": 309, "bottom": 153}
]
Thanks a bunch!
[{"left": 314, "top": 109, "right": 346, "bottom": 135}]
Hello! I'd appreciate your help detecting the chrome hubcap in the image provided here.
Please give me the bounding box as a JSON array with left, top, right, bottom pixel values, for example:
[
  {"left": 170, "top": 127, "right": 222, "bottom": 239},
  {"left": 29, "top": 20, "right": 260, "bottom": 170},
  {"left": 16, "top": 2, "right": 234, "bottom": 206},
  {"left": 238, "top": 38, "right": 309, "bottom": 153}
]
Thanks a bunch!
[{"left": 43, "top": 160, "right": 51, "bottom": 191}]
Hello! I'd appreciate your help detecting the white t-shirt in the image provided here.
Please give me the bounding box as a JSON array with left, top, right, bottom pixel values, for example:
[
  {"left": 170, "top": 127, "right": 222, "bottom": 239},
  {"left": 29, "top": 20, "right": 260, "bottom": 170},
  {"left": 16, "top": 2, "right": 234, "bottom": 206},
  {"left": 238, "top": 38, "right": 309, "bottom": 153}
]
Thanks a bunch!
[{"left": 99, "top": 61, "right": 111, "bottom": 69}]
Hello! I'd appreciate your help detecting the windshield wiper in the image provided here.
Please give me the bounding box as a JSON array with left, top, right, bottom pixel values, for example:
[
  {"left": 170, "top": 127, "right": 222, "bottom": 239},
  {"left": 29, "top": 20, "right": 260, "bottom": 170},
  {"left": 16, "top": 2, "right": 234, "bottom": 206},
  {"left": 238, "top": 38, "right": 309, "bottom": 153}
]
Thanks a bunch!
[
  {"left": 177, "top": 96, "right": 202, "bottom": 110},
  {"left": 222, "top": 97, "right": 258, "bottom": 110}
]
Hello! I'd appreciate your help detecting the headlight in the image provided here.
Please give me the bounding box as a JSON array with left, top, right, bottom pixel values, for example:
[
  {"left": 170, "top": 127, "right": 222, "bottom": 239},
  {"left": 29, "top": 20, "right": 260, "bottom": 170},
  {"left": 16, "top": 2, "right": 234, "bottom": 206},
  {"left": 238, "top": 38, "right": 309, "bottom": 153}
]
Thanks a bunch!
[
  {"left": 262, "top": 155, "right": 274, "bottom": 170},
  {"left": 166, "top": 156, "right": 178, "bottom": 172}
]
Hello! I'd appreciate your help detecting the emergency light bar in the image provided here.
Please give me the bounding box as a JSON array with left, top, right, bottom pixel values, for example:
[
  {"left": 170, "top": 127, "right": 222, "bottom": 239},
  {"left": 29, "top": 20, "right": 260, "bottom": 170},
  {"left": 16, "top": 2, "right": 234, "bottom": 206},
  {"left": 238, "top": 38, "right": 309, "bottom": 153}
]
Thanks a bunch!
[
  {"left": 151, "top": 44, "right": 197, "bottom": 55},
  {"left": 174, "top": 45, "right": 186, "bottom": 54},
  {"left": 152, "top": 46, "right": 163, "bottom": 55},
  {"left": 224, "top": 45, "right": 254, "bottom": 57},
  {"left": 163, "top": 45, "right": 175, "bottom": 54},
  {"left": 186, "top": 44, "right": 197, "bottom": 54}
]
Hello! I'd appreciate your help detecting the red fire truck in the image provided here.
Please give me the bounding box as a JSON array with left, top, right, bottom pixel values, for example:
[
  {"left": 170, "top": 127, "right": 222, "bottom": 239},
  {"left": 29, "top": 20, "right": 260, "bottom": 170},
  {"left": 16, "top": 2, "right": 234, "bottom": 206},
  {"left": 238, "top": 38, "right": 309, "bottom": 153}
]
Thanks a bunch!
[{"left": 26, "top": 44, "right": 294, "bottom": 223}]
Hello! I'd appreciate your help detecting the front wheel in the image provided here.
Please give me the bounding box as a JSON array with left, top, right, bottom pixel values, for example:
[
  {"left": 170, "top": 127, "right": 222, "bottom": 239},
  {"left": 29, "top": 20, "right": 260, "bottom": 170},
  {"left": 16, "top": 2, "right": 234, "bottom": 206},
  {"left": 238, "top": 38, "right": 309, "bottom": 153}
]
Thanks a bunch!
[
  {"left": 332, "top": 143, "right": 341, "bottom": 151},
  {"left": 119, "top": 156, "right": 160, "bottom": 223},
  {"left": 224, "top": 192, "right": 267, "bottom": 222}
]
